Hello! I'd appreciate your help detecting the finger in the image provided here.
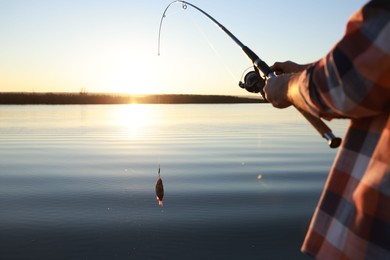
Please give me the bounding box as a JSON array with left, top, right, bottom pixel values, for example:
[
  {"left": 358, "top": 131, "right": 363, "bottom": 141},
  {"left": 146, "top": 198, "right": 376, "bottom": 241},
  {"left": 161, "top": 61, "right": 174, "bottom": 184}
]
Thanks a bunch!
[
  {"left": 270, "top": 62, "right": 284, "bottom": 75},
  {"left": 270, "top": 62, "right": 282, "bottom": 70},
  {"left": 273, "top": 68, "right": 284, "bottom": 75}
]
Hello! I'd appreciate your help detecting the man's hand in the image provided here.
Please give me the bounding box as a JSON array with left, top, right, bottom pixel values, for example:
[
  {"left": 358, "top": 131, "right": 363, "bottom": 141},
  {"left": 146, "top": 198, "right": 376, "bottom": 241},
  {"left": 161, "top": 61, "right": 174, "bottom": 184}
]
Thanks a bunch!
[
  {"left": 264, "top": 74, "right": 294, "bottom": 108},
  {"left": 264, "top": 61, "right": 311, "bottom": 109}
]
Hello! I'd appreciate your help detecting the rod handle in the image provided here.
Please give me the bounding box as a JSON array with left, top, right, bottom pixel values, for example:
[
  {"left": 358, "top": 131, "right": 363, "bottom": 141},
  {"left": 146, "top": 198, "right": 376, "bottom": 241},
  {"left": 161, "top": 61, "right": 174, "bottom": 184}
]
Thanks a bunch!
[
  {"left": 296, "top": 107, "right": 341, "bottom": 148},
  {"left": 263, "top": 71, "right": 342, "bottom": 148}
]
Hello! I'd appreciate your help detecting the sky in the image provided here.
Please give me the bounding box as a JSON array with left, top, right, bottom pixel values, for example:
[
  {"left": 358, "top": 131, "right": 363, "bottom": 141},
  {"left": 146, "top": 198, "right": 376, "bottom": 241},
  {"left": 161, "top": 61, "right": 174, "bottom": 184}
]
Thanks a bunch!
[{"left": 0, "top": 0, "right": 368, "bottom": 96}]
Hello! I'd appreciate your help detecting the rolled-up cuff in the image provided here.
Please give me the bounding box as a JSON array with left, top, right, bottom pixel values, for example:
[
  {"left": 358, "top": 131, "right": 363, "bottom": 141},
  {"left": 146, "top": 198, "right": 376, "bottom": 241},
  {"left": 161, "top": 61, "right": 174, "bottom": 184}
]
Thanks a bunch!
[{"left": 295, "top": 67, "right": 322, "bottom": 118}]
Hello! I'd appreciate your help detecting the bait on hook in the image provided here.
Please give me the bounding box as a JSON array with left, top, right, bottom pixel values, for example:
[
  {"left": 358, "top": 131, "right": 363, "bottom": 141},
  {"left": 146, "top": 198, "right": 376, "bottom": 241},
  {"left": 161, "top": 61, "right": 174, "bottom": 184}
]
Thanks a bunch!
[
  {"left": 155, "top": 165, "right": 164, "bottom": 206},
  {"left": 158, "top": 1, "right": 342, "bottom": 149}
]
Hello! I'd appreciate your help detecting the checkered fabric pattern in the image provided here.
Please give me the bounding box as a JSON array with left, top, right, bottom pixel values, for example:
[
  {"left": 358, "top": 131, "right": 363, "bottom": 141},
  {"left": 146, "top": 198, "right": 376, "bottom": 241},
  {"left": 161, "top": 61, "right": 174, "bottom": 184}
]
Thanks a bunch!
[{"left": 296, "top": 1, "right": 390, "bottom": 259}]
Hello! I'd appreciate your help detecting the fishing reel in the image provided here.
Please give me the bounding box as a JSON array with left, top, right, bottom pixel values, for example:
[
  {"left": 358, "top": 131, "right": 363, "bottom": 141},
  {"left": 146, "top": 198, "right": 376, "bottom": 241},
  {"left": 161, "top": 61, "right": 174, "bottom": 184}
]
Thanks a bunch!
[{"left": 238, "top": 70, "right": 266, "bottom": 96}]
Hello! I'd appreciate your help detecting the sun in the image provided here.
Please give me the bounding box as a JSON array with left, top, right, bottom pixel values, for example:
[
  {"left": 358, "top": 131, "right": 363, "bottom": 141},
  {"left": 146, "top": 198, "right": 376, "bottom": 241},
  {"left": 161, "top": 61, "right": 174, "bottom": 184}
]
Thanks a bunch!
[{"left": 101, "top": 63, "right": 147, "bottom": 94}]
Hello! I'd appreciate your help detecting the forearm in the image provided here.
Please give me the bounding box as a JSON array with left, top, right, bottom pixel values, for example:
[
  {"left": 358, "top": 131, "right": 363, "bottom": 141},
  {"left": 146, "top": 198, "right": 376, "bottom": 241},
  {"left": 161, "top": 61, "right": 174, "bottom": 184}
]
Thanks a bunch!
[{"left": 289, "top": 2, "right": 390, "bottom": 119}]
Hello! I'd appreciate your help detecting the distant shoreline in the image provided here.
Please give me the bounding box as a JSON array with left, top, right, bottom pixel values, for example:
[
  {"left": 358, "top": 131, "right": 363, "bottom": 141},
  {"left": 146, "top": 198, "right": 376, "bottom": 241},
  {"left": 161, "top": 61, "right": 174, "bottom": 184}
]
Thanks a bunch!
[{"left": 0, "top": 92, "right": 264, "bottom": 105}]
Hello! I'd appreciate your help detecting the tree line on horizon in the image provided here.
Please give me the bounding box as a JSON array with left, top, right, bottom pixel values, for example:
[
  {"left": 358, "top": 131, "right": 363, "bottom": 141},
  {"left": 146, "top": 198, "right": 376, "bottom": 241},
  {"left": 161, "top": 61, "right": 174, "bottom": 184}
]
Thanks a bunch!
[{"left": 0, "top": 92, "right": 264, "bottom": 105}]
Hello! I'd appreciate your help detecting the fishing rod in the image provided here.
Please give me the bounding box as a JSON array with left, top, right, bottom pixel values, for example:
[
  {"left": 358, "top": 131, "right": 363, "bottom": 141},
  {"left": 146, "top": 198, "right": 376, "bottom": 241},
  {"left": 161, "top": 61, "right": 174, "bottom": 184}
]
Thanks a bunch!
[{"left": 158, "top": 1, "right": 341, "bottom": 148}]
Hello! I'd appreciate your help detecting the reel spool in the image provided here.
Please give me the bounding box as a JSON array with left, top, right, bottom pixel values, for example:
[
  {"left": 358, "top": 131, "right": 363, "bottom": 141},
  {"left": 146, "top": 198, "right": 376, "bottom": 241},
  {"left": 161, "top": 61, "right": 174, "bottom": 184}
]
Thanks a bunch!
[{"left": 239, "top": 70, "right": 265, "bottom": 94}]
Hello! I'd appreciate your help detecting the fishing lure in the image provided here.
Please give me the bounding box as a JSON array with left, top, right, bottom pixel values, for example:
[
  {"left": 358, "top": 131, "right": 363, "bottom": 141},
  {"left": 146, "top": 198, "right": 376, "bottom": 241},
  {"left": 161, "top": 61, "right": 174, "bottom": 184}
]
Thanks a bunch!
[
  {"left": 158, "top": 1, "right": 341, "bottom": 148},
  {"left": 155, "top": 166, "right": 164, "bottom": 206}
]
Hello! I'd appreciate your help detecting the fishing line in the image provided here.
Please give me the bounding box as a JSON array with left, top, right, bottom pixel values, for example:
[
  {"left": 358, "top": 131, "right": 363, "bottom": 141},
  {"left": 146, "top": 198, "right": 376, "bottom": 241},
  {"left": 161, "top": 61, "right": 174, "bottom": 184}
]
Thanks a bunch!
[
  {"left": 158, "top": 1, "right": 237, "bottom": 84},
  {"left": 187, "top": 12, "right": 238, "bottom": 82},
  {"left": 156, "top": 95, "right": 162, "bottom": 171}
]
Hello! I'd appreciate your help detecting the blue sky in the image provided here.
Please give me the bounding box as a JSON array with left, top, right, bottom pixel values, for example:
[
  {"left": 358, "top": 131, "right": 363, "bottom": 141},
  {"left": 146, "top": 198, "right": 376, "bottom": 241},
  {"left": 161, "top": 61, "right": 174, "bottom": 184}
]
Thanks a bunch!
[{"left": 0, "top": 0, "right": 368, "bottom": 95}]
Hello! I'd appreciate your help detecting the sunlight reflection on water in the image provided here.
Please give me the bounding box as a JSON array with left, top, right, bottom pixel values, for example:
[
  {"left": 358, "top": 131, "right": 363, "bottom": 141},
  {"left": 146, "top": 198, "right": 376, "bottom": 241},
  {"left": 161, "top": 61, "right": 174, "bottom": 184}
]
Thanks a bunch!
[{"left": 111, "top": 104, "right": 158, "bottom": 139}]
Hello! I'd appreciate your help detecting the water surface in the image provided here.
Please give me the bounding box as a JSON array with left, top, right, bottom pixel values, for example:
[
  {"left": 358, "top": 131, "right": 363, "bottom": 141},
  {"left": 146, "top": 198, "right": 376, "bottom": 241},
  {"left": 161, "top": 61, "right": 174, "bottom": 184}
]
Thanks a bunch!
[{"left": 0, "top": 104, "right": 348, "bottom": 259}]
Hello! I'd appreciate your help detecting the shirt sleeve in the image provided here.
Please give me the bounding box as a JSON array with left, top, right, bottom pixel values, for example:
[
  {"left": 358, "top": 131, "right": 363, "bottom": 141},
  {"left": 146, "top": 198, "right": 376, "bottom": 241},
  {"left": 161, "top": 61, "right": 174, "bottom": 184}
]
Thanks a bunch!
[{"left": 296, "top": 0, "right": 390, "bottom": 120}]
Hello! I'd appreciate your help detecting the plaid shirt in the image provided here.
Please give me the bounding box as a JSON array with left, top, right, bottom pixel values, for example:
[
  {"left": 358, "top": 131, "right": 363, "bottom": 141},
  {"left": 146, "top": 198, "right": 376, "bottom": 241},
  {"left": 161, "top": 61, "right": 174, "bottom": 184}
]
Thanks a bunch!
[{"left": 295, "top": 1, "right": 390, "bottom": 259}]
